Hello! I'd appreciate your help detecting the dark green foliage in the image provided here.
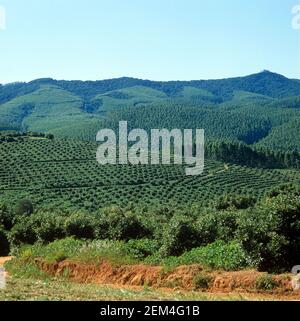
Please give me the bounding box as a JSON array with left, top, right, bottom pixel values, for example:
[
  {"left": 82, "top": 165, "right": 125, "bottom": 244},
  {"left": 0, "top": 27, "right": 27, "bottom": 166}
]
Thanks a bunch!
[
  {"left": 65, "top": 211, "right": 97, "bottom": 239},
  {"left": 46, "top": 134, "right": 54, "bottom": 140},
  {"left": 0, "top": 225, "right": 9, "bottom": 255},
  {"left": 15, "top": 199, "right": 34, "bottom": 216},
  {"left": 0, "top": 202, "right": 14, "bottom": 230},
  {"left": 9, "top": 211, "right": 66, "bottom": 246},
  {"left": 0, "top": 82, "right": 39, "bottom": 105},
  {"left": 255, "top": 274, "right": 279, "bottom": 290},
  {"left": 194, "top": 213, "right": 218, "bottom": 245},
  {"left": 96, "top": 207, "right": 150, "bottom": 241},
  {"left": 1, "top": 71, "right": 300, "bottom": 154},
  {"left": 235, "top": 186, "right": 300, "bottom": 271},
  {"left": 267, "top": 183, "right": 300, "bottom": 198},
  {"left": 268, "top": 96, "right": 300, "bottom": 109},
  {"left": 159, "top": 215, "right": 199, "bottom": 257},
  {"left": 215, "top": 194, "right": 257, "bottom": 210},
  {"left": 9, "top": 219, "right": 37, "bottom": 247},
  {"left": 147, "top": 240, "right": 251, "bottom": 271},
  {"left": 193, "top": 273, "right": 214, "bottom": 290},
  {"left": 124, "top": 239, "right": 159, "bottom": 260}
]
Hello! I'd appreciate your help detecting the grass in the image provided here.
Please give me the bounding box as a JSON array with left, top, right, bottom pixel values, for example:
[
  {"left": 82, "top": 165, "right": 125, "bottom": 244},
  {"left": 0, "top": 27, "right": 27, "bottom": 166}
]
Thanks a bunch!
[
  {"left": 9, "top": 238, "right": 138, "bottom": 267},
  {"left": 0, "top": 276, "right": 281, "bottom": 301}
]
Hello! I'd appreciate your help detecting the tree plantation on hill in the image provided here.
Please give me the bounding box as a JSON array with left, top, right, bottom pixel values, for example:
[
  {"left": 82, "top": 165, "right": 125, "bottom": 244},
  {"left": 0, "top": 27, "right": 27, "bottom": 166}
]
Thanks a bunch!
[{"left": 0, "top": 133, "right": 299, "bottom": 211}]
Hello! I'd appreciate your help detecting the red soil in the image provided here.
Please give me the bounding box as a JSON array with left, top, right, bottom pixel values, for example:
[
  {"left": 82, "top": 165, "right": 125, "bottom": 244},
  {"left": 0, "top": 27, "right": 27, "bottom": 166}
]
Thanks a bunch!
[
  {"left": 35, "top": 259, "right": 300, "bottom": 299},
  {"left": 0, "top": 257, "right": 12, "bottom": 267}
]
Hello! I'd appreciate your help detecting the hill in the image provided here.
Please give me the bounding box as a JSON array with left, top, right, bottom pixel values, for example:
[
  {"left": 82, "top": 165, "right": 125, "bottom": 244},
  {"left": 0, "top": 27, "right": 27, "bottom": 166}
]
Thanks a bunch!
[{"left": 1, "top": 71, "right": 300, "bottom": 149}]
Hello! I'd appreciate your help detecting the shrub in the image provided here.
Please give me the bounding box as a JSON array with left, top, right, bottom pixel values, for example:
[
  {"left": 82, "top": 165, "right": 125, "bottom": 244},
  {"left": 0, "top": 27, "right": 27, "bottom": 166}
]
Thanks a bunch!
[
  {"left": 195, "top": 213, "right": 218, "bottom": 245},
  {"left": 9, "top": 219, "right": 37, "bottom": 247},
  {"left": 97, "top": 207, "right": 150, "bottom": 240},
  {"left": 65, "top": 211, "right": 96, "bottom": 239},
  {"left": 255, "top": 274, "right": 279, "bottom": 291},
  {"left": 158, "top": 215, "right": 199, "bottom": 257},
  {"left": 195, "top": 209, "right": 243, "bottom": 245},
  {"left": 0, "top": 203, "right": 14, "bottom": 230},
  {"left": 8, "top": 210, "right": 67, "bottom": 247},
  {"left": 0, "top": 225, "right": 9, "bottom": 256},
  {"left": 193, "top": 273, "right": 214, "bottom": 290},
  {"left": 15, "top": 199, "right": 34, "bottom": 216},
  {"left": 215, "top": 210, "right": 239, "bottom": 242},
  {"left": 124, "top": 239, "right": 160, "bottom": 260},
  {"left": 181, "top": 240, "right": 251, "bottom": 270},
  {"left": 236, "top": 191, "right": 300, "bottom": 271},
  {"left": 146, "top": 240, "right": 252, "bottom": 270},
  {"left": 32, "top": 212, "right": 66, "bottom": 243},
  {"left": 215, "top": 194, "right": 256, "bottom": 210}
]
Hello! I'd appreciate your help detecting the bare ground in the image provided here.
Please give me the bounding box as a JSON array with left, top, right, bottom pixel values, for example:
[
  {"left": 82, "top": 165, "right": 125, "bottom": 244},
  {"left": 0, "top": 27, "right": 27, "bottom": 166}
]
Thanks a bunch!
[{"left": 34, "top": 259, "right": 300, "bottom": 300}]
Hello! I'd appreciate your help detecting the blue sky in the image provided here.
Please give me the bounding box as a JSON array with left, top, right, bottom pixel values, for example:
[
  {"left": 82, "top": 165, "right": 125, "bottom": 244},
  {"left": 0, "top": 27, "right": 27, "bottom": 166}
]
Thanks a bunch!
[{"left": 0, "top": 0, "right": 299, "bottom": 83}]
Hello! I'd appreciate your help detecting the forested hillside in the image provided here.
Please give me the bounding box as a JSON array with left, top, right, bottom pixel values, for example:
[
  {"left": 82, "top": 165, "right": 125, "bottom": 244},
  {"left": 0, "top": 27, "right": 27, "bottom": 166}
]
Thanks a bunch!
[{"left": 1, "top": 71, "right": 300, "bottom": 153}]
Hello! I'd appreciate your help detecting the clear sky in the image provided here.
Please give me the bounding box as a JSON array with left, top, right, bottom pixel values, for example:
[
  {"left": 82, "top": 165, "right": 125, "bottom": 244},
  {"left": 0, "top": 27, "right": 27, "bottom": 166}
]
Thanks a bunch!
[{"left": 0, "top": 0, "right": 299, "bottom": 83}]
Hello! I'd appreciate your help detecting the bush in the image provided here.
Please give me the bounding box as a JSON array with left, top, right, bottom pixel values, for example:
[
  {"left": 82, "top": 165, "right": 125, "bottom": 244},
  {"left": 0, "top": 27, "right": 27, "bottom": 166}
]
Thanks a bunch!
[
  {"left": 0, "top": 225, "right": 9, "bottom": 256},
  {"left": 97, "top": 207, "right": 150, "bottom": 241},
  {"left": 195, "top": 208, "right": 246, "bottom": 245},
  {"left": 8, "top": 210, "right": 67, "bottom": 247},
  {"left": 195, "top": 213, "right": 218, "bottom": 245},
  {"left": 215, "top": 194, "right": 256, "bottom": 210},
  {"left": 65, "top": 211, "right": 96, "bottom": 239},
  {"left": 0, "top": 203, "right": 14, "bottom": 230},
  {"left": 193, "top": 273, "right": 214, "bottom": 290},
  {"left": 9, "top": 219, "right": 37, "bottom": 247},
  {"left": 236, "top": 191, "right": 300, "bottom": 271},
  {"left": 33, "top": 212, "right": 67, "bottom": 243},
  {"left": 15, "top": 199, "right": 34, "bottom": 216},
  {"left": 124, "top": 239, "right": 159, "bottom": 260},
  {"left": 255, "top": 274, "right": 279, "bottom": 291},
  {"left": 181, "top": 240, "right": 251, "bottom": 270},
  {"left": 146, "top": 240, "right": 252, "bottom": 271},
  {"left": 158, "top": 215, "right": 199, "bottom": 257},
  {"left": 215, "top": 210, "right": 239, "bottom": 242}
]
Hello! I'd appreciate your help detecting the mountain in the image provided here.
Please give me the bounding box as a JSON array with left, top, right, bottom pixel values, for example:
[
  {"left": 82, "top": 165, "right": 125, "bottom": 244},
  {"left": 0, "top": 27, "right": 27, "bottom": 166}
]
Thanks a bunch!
[
  {"left": 1, "top": 70, "right": 300, "bottom": 103},
  {"left": 1, "top": 71, "right": 300, "bottom": 149}
]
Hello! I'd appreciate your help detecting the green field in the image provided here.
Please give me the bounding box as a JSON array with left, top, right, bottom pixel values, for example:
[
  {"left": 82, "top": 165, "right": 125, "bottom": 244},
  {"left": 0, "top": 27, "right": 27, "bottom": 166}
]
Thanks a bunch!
[{"left": 0, "top": 137, "right": 299, "bottom": 211}]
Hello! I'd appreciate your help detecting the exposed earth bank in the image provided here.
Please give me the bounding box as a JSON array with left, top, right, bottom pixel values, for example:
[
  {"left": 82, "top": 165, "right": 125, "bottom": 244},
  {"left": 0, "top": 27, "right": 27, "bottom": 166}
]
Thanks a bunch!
[{"left": 35, "top": 259, "right": 300, "bottom": 300}]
